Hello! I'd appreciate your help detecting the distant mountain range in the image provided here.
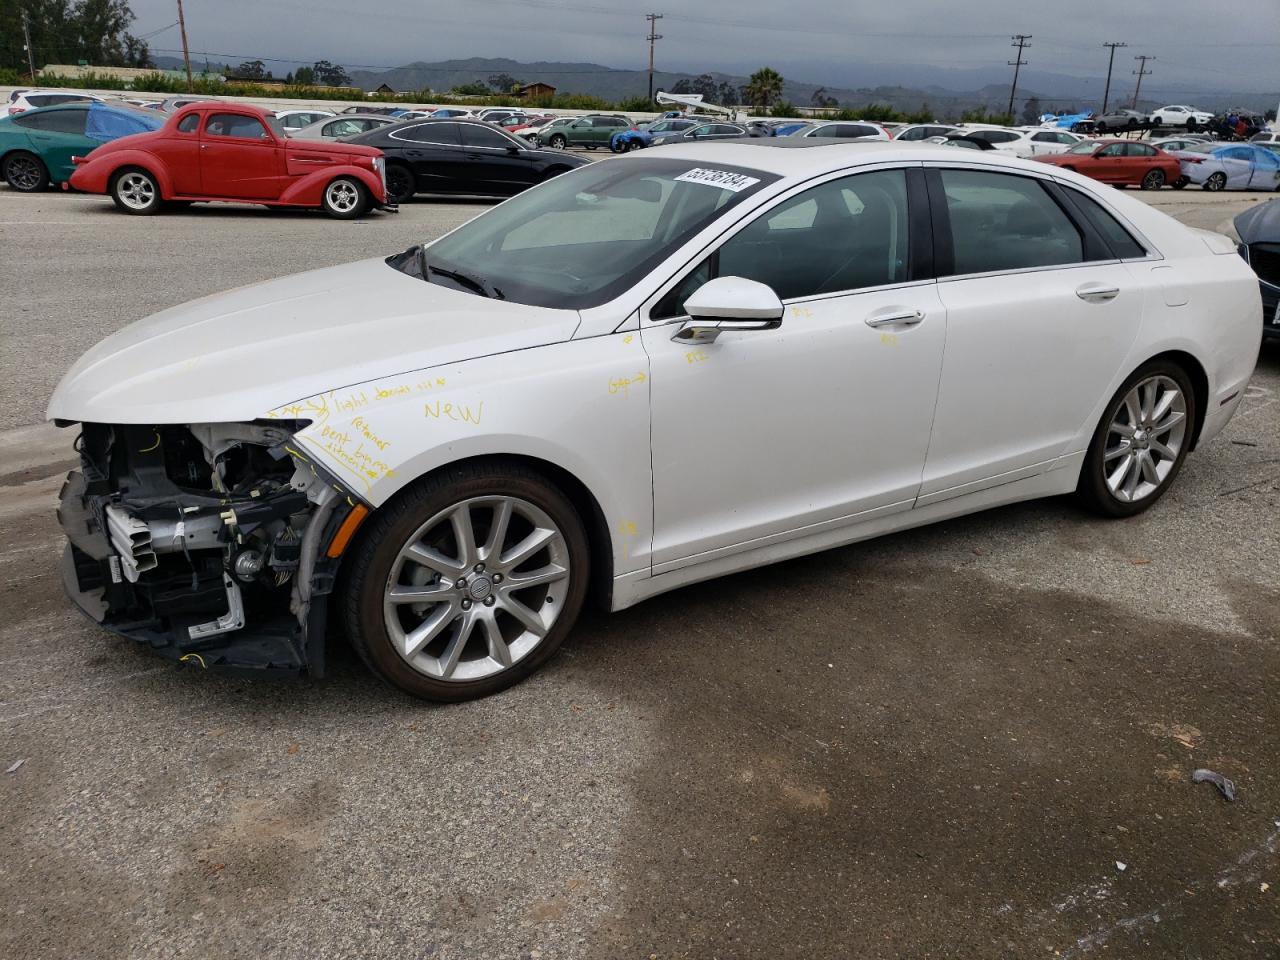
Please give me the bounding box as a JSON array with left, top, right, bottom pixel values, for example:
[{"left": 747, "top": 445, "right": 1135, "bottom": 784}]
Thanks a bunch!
[{"left": 151, "top": 54, "right": 1276, "bottom": 116}]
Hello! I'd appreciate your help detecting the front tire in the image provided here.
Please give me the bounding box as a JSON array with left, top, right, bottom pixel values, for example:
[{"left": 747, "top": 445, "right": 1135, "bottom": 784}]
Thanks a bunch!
[
  {"left": 1172, "top": 177, "right": 1188, "bottom": 190},
  {"left": 110, "top": 167, "right": 161, "bottom": 214},
  {"left": 548, "top": 134, "right": 567, "bottom": 149},
  {"left": 344, "top": 463, "right": 590, "bottom": 702},
  {"left": 1140, "top": 169, "right": 1166, "bottom": 190},
  {"left": 384, "top": 163, "right": 415, "bottom": 204},
  {"left": 1077, "top": 361, "right": 1196, "bottom": 518},
  {"left": 3, "top": 150, "right": 49, "bottom": 192},
  {"left": 321, "top": 176, "right": 368, "bottom": 219},
  {"left": 1203, "top": 172, "right": 1227, "bottom": 192}
]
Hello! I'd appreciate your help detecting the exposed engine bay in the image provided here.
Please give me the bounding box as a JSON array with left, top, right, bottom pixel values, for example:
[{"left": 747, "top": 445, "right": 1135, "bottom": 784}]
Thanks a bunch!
[{"left": 56, "top": 420, "right": 360, "bottom": 676}]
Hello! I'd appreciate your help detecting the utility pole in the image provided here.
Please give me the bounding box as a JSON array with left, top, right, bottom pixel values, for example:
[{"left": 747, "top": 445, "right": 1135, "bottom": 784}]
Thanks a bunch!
[
  {"left": 1100, "top": 41, "right": 1127, "bottom": 114},
  {"left": 20, "top": 7, "right": 37, "bottom": 80},
  {"left": 176, "top": 0, "right": 193, "bottom": 92},
  {"left": 1130, "top": 54, "right": 1154, "bottom": 110},
  {"left": 1006, "top": 34, "right": 1031, "bottom": 120},
  {"left": 645, "top": 13, "right": 663, "bottom": 103}
]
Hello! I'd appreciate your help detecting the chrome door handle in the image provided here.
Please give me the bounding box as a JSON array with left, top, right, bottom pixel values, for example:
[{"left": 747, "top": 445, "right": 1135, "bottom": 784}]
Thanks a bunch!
[
  {"left": 865, "top": 309, "right": 924, "bottom": 328},
  {"left": 1076, "top": 283, "right": 1120, "bottom": 303}
]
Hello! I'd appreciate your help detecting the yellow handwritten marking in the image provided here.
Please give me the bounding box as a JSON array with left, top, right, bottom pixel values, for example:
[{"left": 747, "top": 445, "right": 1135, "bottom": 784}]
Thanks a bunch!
[
  {"left": 608, "top": 371, "right": 647, "bottom": 396},
  {"left": 684, "top": 349, "right": 709, "bottom": 365},
  {"left": 138, "top": 431, "right": 161, "bottom": 453},
  {"left": 622, "top": 334, "right": 634, "bottom": 344},
  {"left": 424, "top": 400, "right": 484, "bottom": 425},
  {"left": 617, "top": 520, "right": 638, "bottom": 536},
  {"left": 351, "top": 416, "right": 390, "bottom": 451},
  {"left": 790, "top": 305, "right": 814, "bottom": 319},
  {"left": 179, "top": 653, "right": 207, "bottom": 669},
  {"left": 284, "top": 445, "right": 310, "bottom": 463},
  {"left": 880, "top": 333, "right": 899, "bottom": 347}
]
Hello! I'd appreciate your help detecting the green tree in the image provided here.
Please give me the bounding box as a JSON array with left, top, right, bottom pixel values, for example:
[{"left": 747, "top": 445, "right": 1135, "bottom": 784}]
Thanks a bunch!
[
  {"left": 810, "top": 86, "right": 837, "bottom": 108},
  {"left": 312, "top": 59, "right": 349, "bottom": 86},
  {"left": 451, "top": 81, "right": 490, "bottom": 96},
  {"left": 291, "top": 64, "right": 315, "bottom": 86},
  {"left": 488, "top": 72, "right": 519, "bottom": 93},
  {"left": 234, "top": 59, "right": 271, "bottom": 81},
  {"left": 1020, "top": 96, "right": 1042, "bottom": 125},
  {"left": 1, "top": 0, "right": 150, "bottom": 73},
  {"left": 744, "top": 67, "right": 784, "bottom": 109}
]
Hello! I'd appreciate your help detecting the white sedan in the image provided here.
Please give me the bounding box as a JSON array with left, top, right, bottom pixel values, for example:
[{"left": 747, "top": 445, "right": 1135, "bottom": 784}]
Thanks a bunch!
[
  {"left": 1151, "top": 105, "right": 1213, "bottom": 129},
  {"left": 958, "top": 126, "right": 1084, "bottom": 158},
  {"left": 48, "top": 142, "right": 1261, "bottom": 701}
]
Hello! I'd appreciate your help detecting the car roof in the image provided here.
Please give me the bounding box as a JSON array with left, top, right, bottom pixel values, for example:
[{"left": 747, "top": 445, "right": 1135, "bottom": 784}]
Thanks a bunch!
[{"left": 634, "top": 139, "right": 1089, "bottom": 177}]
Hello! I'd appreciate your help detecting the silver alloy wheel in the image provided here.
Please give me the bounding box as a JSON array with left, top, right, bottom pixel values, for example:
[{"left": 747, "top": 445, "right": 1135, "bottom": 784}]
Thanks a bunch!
[
  {"left": 1103, "top": 375, "right": 1188, "bottom": 503},
  {"left": 6, "top": 154, "right": 42, "bottom": 190},
  {"left": 117, "top": 171, "right": 155, "bottom": 209},
  {"left": 326, "top": 178, "right": 360, "bottom": 213},
  {"left": 383, "top": 496, "right": 571, "bottom": 682}
]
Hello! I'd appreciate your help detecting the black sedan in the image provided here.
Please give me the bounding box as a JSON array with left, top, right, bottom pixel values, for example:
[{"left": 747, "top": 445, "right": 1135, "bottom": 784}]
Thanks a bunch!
[
  {"left": 346, "top": 118, "right": 589, "bottom": 203},
  {"left": 1235, "top": 199, "right": 1280, "bottom": 342}
]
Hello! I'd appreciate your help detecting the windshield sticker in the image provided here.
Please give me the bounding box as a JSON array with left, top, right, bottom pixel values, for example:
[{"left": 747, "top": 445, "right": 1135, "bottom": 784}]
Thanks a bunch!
[{"left": 674, "top": 168, "right": 761, "bottom": 192}]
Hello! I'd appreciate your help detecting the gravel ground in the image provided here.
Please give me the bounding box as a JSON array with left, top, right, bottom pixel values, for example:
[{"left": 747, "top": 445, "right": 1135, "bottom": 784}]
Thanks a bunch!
[{"left": 1, "top": 184, "right": 1277, "bottom": 960}]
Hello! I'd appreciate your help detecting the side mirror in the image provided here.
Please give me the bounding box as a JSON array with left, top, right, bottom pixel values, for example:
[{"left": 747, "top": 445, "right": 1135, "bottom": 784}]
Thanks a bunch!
[{"left": 673, "top": 277, "right": 784, "bottom": 343}]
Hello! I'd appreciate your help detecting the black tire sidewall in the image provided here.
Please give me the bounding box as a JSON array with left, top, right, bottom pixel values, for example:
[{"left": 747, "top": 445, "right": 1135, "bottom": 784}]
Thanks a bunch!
[
  {"left": 1078, "top": 360, "right": 1197, "bottom": 518},
  {"left": 549, "top": 134, "right": 566, "bottom": 149},
  {"left": 1142, "top": 169, "right": 1164, "bottom": 189},
  {"left": 4, "top": 151, "right": 49, "bottom": 192},
  {"left": 344, "top": 466, "right": 591, "bottom": 702}
]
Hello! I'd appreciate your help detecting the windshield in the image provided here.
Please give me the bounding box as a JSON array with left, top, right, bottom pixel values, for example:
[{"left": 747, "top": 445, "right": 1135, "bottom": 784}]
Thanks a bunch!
[
  {"left": 421, "top": 158, "right": 778, "bottom": 309},
  {"left": 1065, "top": 141, "right": 1098, "bottom": 155}
]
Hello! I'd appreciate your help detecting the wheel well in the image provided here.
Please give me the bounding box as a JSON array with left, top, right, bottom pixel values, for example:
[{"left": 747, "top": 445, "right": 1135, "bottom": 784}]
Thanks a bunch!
[
  {"left": 542, "top": 165, "right": 571, "bottom": 179},
  {"left": 1144, "top": 349, "right": 1209, "bottom": 449},
  {"left": 109, "top": 163, "right": 162, "bottom": 195},
  {"left": 380, "top": 454, "right": 615, "bottom": 612}
]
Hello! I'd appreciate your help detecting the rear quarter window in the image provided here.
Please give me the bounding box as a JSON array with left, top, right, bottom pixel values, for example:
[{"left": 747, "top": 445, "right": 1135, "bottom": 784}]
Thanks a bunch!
[{"left": 1062, "top": 187, "right": 1149, "bottom": 259}]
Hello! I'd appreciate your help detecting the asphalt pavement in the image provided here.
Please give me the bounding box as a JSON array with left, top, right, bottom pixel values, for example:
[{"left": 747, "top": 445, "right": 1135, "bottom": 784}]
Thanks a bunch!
[{"left": 1, "top": 185, "right": 1278, "bottom": 960}]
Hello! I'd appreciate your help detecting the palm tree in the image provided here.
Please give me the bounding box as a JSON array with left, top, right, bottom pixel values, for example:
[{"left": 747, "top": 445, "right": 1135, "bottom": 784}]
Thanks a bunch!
[{"left": 745, "top": 67, "right": 784, "bottom": 109}]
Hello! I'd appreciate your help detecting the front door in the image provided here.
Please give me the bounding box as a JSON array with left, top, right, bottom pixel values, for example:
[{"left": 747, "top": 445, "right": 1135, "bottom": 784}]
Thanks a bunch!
[
  {"left": 643, "top": 166, "right": 947, "bottom": 571},
  {"left": 918, "top": 166, "right": 1143, "bottom": 504},
  {"left": 1248, "top": 148, "right": 1280, "bottom": 189},
  {"left": 458, "top": 123, "right": 535, "bottom": 195},
  {"left": 199, "top": 112, "right": 285, "bottom": 199}
]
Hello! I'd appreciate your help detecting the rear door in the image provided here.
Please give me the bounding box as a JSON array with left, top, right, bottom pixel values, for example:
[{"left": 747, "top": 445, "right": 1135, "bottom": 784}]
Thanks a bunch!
[
  {"left": 13, "top": 107, "right": 91, "bottom": 182},
  {"left": 1218, "top": 147, "right": 1255, "bottom": 188},
  {"left": 199, "top": 112, "right": 285, "bottom": 198},
  {"left": 919, "top": 165, "right": 1143, "bottom": 503}
]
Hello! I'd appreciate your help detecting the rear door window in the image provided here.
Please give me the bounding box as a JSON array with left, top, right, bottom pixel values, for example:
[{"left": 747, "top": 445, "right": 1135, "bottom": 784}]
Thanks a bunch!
[
  {"left": 395, "top": 122, "right": 462, "bottom": 145},
  {"left": 938, "top": 169, "right": 1084, "bottom": 275}
]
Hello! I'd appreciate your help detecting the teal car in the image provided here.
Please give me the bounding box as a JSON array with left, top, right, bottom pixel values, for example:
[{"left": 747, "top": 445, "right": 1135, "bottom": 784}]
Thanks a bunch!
[{"left": 1, "top": 101, "right": 163, "bottom": 192}]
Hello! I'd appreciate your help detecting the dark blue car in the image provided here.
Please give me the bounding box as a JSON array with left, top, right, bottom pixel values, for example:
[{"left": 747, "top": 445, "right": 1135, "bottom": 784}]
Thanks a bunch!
[{"left": 610, "top": 117, "right": 699, "bottom": 152}]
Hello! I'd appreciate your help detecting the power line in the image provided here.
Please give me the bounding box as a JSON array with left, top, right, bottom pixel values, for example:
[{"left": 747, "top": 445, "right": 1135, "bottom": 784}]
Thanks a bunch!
[
  {"left": 645, "top": 12, "right": 662, "bottom": 103},
  {"left": 1131, "top": 54, "right": 1155, "bottom": 109},
  {"left": 1007, "top": 34, "right": 1030, "bottom": 118},
  {"left": 1100, "top": 41, "right": 1126, "bottom": 114}
]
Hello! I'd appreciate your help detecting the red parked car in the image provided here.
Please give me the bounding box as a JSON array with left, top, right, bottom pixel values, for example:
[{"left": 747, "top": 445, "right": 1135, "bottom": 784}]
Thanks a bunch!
[
  {"left": 69, "top": 102, "right": 392, "bottom": 218},
  {"left": 1033, "top": 138, "right": 1182, "bottom": 190}
]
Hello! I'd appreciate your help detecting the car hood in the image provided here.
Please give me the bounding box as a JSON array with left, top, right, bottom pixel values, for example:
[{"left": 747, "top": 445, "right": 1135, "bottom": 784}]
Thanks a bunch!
[
  {"left": 1235, "top": 198, "right": 1280, "bottom": 245},
  {"left": 47, "top": 256, "right": 581, "bottom": 425}
]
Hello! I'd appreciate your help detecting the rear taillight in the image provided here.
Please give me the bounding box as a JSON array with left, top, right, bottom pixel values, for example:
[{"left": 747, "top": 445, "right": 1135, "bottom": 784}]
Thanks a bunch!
[
  {"left": 1185, "top": 157, "right": 1204, "bottom": 164},
  {"left": 10, "top": 107, "right": 24, "bottom": 115}
]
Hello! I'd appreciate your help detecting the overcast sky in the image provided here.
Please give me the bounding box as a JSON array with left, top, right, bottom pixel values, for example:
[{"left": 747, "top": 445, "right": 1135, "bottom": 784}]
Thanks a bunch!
[{"left": 131, "top": 0, "right": 1279, "bottom": 95}]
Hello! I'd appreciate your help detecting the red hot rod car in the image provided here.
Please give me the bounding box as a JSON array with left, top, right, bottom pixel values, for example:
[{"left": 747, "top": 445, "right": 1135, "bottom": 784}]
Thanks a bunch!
[{"left": 69, "top": 102, "right": 392, "bottom": 218}]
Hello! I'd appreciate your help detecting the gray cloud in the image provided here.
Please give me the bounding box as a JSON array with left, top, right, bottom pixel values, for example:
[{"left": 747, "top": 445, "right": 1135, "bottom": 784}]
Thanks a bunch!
[{"left": 132, "top": 0, "right": 1279, "bottom": 96}]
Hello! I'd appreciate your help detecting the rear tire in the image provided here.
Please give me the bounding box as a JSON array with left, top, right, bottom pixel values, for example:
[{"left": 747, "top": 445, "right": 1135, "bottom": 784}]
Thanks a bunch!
[
  {"left": 321, "top": 176, "right": 368, "bottom": 219},
  {"left": 109, "top": 167, "right": 162, "bottom": 214},
  {"left": 1140, "top": 169, "right": 1165, "bottom": 190},
  {"left": 1077, "top": 360, "right": 1196, "bottom": 518},
  {"left": 343, "top": 462, "right": 590, "bottom": 702},
  {"left": 3, "top": 150, "right": 49, "bottom": 192}
]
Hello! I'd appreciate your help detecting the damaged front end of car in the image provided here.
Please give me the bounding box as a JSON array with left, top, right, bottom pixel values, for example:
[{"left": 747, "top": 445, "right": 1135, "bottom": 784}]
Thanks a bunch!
[{"left": 55, "top": 420, "right": 366, "bottom": 677}]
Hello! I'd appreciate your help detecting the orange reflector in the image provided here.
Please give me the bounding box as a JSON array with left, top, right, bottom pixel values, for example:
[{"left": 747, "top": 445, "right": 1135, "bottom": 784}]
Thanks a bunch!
[{"left": 326, "top": 504, "right": 369, "bottom": 558}]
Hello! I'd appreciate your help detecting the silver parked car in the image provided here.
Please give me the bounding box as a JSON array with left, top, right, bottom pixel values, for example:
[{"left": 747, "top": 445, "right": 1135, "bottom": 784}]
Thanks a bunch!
[
  {"left": 1173, "top": 142, "right": 1280, "bottom": 191},
  {"left": 290, "top": 114, "right": 398, "bottom": 140}
]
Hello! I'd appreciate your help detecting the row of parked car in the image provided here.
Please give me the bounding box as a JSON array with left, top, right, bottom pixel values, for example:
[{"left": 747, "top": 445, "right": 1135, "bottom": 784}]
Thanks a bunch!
[{"left": 2, "top": 85, "right": 1278, "bottom": 217}]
